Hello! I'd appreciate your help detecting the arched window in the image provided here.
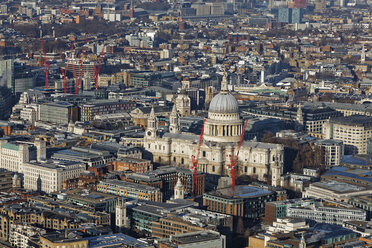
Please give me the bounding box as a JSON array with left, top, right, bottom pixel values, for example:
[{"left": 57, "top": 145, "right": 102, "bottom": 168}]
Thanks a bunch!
[
  {"left": 212, "top": 166, "right": 215, "bottom": 172},
  {"left": 181, "top": 158, "right": 184, "bottom": 164},
  {"left": 173, "top": 157, "right": 176, "bottom": 163},
  {"left": 253, "top": 167, "right": 256, "bottom": 174}
]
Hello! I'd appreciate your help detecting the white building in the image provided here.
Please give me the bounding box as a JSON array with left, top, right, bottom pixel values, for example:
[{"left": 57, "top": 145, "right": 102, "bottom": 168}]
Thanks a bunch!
[
  {"left": 144, "top": 74, "right": 284, "bottom": 187},
  {"left": 302, "top": 180, "right": 372, "bottom": 202},
  {"left": 23, "top": 160, "right": 85, "bottom": 193},
  {"left": 20, "top": 104, "right": 39, "bottom": 124},
  {"left": 288, "top": 204, "right": 366, "bottom": 226},
  {"left": 9, "top": 224, "right": 46, "bottom": 248},
  {"left": 267, "top": 218, "right": 309, "bottom": 234},
  {"left": 314, "top": 139, "right": 343, "bottom": 167},
  {"left": 0, "top": 140, "right": 31, "bottom": 174}
]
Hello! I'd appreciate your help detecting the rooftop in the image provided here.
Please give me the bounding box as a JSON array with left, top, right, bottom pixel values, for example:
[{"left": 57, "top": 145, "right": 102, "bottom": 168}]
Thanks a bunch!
[
  {"left": 84, "top": 233, "right": 150, "bottom": 248},
  {"left": 311, "top": 180, "right": 367, "bottom": 193},
  {"left": 205, "top": 185, "right": 273, "bottom": 199},
  {"left": 330, "top": 115, "right": 372, "bottom": 126},
  {"left": 170, "top": 231, "right": 221, "bottom": 244}
]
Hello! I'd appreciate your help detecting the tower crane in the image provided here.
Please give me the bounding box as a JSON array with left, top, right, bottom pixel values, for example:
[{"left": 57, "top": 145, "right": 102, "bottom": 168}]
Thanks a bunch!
[
  {"left": 72, "top": 64, "right": 78, "bottom": 95},
  {"left": 228, "top": 119, "right": 248, "bottom": 189},
  {"left": 78, "top": 34, "right": 89, "bottom": 93},
  {"left": 94, "top": 47, "right": 105, "bottom": 90},
  {"left": 41, "top": 39, "right": 49, "bottom": 89},
  {"left": 61, "top": 41, "right": 75, "bottom": 94},
  {"left": 190, "top": 118, "right": 206, "bottom": 197}
]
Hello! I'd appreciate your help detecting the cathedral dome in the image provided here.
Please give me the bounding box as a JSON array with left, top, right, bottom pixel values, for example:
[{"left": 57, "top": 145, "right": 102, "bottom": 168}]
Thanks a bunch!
[{"left": 208, "top": 92, "right": 239, "bottom": 114}]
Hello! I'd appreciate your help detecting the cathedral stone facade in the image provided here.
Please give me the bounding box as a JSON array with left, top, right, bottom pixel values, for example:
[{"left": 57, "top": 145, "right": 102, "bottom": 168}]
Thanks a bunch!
[{"left": 144, "top": 75, "right": 284, "bottom": 187}]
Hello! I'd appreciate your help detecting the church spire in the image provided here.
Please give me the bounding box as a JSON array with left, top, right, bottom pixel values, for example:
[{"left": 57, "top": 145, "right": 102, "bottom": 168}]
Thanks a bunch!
[
  {"left": 169, "top": 104, "right": 180, "bottom": 134},
  {"left": 299, "top": 233, "right": 306, "bottom": 248},
  {"left": 146, "top": 105, "right": 158, "bottom": 138},
  {"left": 174, "top": 173, "right": 185, "bottom": 199},
  {"left": 150, "top": 105, "right": 155, "bottom": 118}
]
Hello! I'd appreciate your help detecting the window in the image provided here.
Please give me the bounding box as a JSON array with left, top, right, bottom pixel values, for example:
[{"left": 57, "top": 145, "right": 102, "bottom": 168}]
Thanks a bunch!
[
  {"left": 181, "top": 158, "right": 184, "bottom": 164},
  {"left": 253, "top": 167, "right": 256, "bottom": 174},
  {"left": 212, "top": 166, "right": 215, "bottom": 172},
  {"left": 203, "top": 151, "right": 206, "bottom": 157}
]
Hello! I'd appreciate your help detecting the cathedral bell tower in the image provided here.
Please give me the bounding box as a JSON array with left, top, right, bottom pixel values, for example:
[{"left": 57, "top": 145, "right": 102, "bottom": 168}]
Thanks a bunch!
[
  {"left": 174, "top": 174, "right": 185, "bottom": 199},
  {"left": 169, "top": 104, "right": 180, "bottom": 134},
  {"left": 146, "top": 106, "right": 158, "bottom": 138},
  {"left": 296, "top": 104, "right": 304, "bottom": 131}
]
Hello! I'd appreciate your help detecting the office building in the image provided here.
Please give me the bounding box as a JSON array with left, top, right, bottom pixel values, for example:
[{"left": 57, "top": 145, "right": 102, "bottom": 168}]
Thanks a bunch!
[
  {"left": 124, "top": 165, "right": 205, "bottom": 199},
  {"left": 152, "top": 207, "right": 232, "bottom": 239},
  {"left": 264, "top": 198, "right": 316, "bottom": 224},
  {"left": 321, "top": 167, "right": 372, "bottom": 187},
  {"left": 287, "top": 204, "right": 366, "bottom": 225},
  {"left": 39, "top": 232, "right": 89, "bottom": 248},
  {"left": 0, "top": 86, "right": 14, "bottom": 120},
  {"left": 9, "top": 224, "right": 45, "bottom": 248},
  {"left": 278, "top": 8, "right": 290, "bottom": 23},
  {"left": 323, "top": 115, "right": 372, "bottom": 154},
  {"left": 97, "top": 179, "right": 163, "bottom": 202},
  {"left": 303, "top": 180, "right": 372, "bottom": 202},
  {"left": 23, "top": 161, "right": 85, "bottom": 193},
  {"left": 125, "top": 200, "right": 194, "bottom": 234},
  {"left": 291, "top": 8, "right": 303, "bottom": 24},
  {"left": 314, "top": 139, "right": 344, "bottom": 167},
  {"left": 246, "top": 104, "right": 342, "bottom": 138},
  {"left": 158, "top": 230, "right": 226, "bottom": 248},
  {"left": 64, "top": 188, "right": 118, "bottom": 213},
  {"left": 267, "top": 218, "right": 309, "bottom": 234},
  {"left": 39, "top": 101, "right": 78, "bottom": 124},
  {"left": 0, "top": 59, "right": 14, "bottom": 94},
  {"left": 203, "top": 185, "right": 276, "bottom": 219},
  {"left": 112, "top": 158, "right": 152, "bottom": 173},
  {"left": 294, "top": 0, "right": 306, "bottom": 8},
  {"left": 349, "top": 195, "right": 372, "bottom": 220},
  {"left": 80, "top": 100, "right": 135, "bottom": 122},
  {"left": 84, "top": 233, "right": 151, "bottom": 248},
  {"left": 0, "top": 140, "right": 33, "bottom": 174},
  {"left": 0, "top": 169, "right": 12, "bottom": 192}
]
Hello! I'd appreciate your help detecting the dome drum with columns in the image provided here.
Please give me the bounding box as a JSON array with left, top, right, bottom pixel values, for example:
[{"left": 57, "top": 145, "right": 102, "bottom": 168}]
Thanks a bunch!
[
  {"left": 143, "top": 72, "right": 285, "bottom": 187},
  {"left": 204, "top": 73, "right": 243, "bottom": 143}
]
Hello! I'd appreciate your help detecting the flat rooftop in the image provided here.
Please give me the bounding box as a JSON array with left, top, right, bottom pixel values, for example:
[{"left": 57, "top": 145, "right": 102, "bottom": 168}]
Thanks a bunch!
[
  {"left": 171, "top": 231, "right": 221, "bottom": 244},
  {"left": 311, "top": 180, "right": 366, "bottom": 193},
  {"left": 65, "top": 189, "right": 117, "bottom": 203},
  {"left": 100, "top": 179, "right": 160, "bottom": 192},
  {"left": 330, "top": 115, "right": 372, "bottom": 126},
  {"left": 206, "top": 185, "right": 273, "bottom": 199},
  {"left": 84, "top": 233, "right": 149, "bottom": 248}
]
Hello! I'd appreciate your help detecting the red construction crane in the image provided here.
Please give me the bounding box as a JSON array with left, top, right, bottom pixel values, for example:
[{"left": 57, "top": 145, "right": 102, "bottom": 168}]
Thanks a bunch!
[
  {"left": 229, "top": 119, "right": 248, "bottom": 189},
  {"left": 41, "top": 39, "right": 49, "bottom": 89},
  {"left": 94, "top": 47, "right": 105, "bottom": 89},
  {"left": 190, "top": 118, "right": 206, "bottom": 196},
  {"left": 78, "top": 34, "right": 89, "bottom": 92},
  {"left": 72, "top": 64, "right": 78, "bottom": 95},
  {"left": 61, "top": 41, "right": 75, "bottom": 94}
]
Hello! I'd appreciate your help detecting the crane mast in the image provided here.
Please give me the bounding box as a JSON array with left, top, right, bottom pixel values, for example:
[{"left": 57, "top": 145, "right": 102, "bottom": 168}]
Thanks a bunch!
[
  {"left": 229, "top": 119, "right": 248, "bottom": 189},
  {"left": 190, "top": 118, "right": 206, "bottom": 197}
]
